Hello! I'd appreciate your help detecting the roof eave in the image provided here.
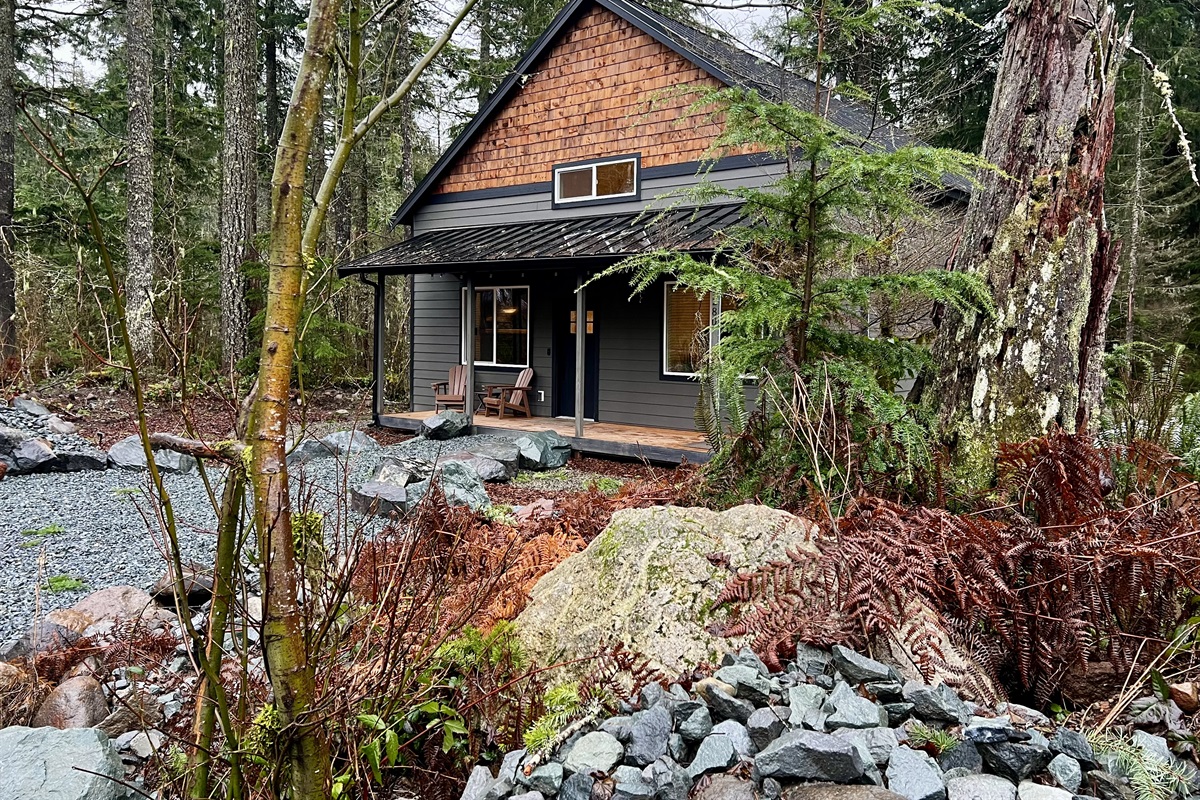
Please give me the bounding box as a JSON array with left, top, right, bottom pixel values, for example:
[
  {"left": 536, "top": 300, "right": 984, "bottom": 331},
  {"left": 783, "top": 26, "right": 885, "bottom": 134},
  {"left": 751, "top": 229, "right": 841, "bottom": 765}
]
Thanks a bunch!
[{"left": 336, "top": 248, "right": 719, "bottom": 278}]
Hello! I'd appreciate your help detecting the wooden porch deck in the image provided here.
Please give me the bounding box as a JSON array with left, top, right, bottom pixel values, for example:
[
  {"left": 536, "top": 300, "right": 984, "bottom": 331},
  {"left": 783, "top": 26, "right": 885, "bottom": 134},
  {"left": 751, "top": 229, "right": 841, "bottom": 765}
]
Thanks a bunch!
[{"left": 378, "top": 412, "right": 710, "bottom": 465}]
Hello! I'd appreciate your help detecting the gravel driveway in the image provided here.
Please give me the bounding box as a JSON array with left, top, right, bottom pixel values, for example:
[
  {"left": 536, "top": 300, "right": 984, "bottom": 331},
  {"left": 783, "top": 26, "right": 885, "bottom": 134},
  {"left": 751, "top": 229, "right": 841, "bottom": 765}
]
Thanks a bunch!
[{"left": 0, "top": 432, "right": 513, "bottom": 642}]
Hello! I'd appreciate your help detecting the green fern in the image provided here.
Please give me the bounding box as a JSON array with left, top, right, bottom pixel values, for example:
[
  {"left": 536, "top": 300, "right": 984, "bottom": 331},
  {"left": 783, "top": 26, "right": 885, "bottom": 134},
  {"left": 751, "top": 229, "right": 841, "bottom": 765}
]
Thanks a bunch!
[
  {"left": 1090, "top": 731, "right": 1194, "bottom": 800},
  {"left": 906, "top": 721, "right": 960, "bottom": 754},
  {"left": 434, "top": 622, "right": 526, "bottom": 673},
  {"left": 523, "top": 683, "right": 595, "bottom": 755}
]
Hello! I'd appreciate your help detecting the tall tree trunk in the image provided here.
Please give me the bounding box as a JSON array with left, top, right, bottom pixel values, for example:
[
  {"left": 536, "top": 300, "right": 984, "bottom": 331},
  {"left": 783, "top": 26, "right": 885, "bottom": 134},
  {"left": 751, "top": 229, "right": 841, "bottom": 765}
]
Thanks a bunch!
[
  {"left": 124, "top": 0, "right": 155, "bottom": 361},
  {"left": 476, "top": 0, "right": 491, "bottom": 106},
  {"left": 0, "top": 0, "right": 14, "bottom": 365},
  {"left": 1125, "top": 75, "right": 1146, "bottom": 352},
  {"left": 220, "top": 0, "right": 256, "bottom": 369},
  {"left": 349, "top": 143, "right": 368, "bottom": 257},
  {"left": 929, "top": 0, "right": 1125, "bottom": 481},
  {"left": 264, "top": 0, "right": 281, "bottom": 150},
  {"left": 248, "top": 0, "right": 343, "bottom": 793}
]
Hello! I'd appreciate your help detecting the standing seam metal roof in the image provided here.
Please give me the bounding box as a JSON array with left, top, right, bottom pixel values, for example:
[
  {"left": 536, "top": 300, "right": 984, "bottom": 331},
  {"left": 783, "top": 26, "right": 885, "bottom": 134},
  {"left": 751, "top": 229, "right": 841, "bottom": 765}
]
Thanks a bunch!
[{"left": 337, "top": 204, "right": 743, "bottom": 274}]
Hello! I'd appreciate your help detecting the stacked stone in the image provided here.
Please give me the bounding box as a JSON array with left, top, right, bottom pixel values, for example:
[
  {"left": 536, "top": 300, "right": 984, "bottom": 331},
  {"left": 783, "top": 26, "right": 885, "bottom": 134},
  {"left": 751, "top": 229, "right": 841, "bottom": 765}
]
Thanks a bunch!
[{"left": 462, "top": 645, "right": 1196, "bottom": 800}]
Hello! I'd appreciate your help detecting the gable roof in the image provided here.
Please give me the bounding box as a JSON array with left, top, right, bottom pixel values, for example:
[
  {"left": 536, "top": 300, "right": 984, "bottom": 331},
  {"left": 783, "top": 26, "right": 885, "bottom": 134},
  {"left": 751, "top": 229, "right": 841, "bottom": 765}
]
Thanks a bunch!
[{"left": 389, "top": 0, "right": 915, "bottom": 228}]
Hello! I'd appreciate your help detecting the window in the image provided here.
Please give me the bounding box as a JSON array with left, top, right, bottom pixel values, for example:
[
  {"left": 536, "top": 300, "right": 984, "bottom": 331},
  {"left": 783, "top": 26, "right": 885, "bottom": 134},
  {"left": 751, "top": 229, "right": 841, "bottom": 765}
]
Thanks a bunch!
[
  {"left": 663, "top": 282, "right": 737, "bottom": 377},
  {"left": 462, "top": 286, "right": 530, "bottom": 367},
  {"left": 553, "top": 156, "right": 638, "bottom": 204}
]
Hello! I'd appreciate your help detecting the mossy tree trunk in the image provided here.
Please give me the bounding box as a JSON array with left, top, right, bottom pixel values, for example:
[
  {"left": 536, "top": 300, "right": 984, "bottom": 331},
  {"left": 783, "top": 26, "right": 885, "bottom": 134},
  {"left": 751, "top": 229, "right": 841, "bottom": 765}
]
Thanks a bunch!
[
  {"left": 219, "top": 0, "right": 257, "bottom": 370},
  {"left": 124, "top": 0, "right": 155, "bottom": 360},
  {"left": 929, "top": 0, "right": 1126, "bottom": 481},
  {"left": 0, "top": 0, "right": 13, "bottom": 365},
  {"left": 247, "top": 0, "right": 343, "bottom": 793}
]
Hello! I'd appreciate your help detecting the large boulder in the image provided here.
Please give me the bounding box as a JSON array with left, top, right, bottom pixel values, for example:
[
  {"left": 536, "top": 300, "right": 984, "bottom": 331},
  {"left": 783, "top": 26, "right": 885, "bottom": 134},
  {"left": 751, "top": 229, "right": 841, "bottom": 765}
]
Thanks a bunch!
[
  {"left": 0, "top": 726, "right": 125, "bottom": 800},
  {"left": 0, "top": 619, "right": 83, "bottom": 661},
  {"left": 514, "top": 430, "right": 572, "bottom": 469},
  {"left": 514, "top": 505, "right": 820, "bottom": 676},
  {"left": 319, "top": 429, "right": 380, "bottom": 456},
  {"left": 14, "top": 437, "right": 55, "bottom": 471},
  {"left": 49, "top": 444, "right": 109, "bottom": 472},
  {"left": 421, "top": 410, "right": 471, "bottom": 440},
  {"left": 441, "top": 441, "right": 520, "bottom": 482},
  {"left": 438, "top": 461, "right": 491, "bottom": 510},
  {"left": 71, "top": 585, "right": 167, "bottom": 636},
  {"left": 31, "top": 675, "right": 109, "bottom": 728},
  {"left": 351, "top": 457, "right": 434, "bottom": 516},
  {"left": 10, "top": 396, "right": 51, "bottom": 416},
  {"left": 376, "top": 455, "right": 436, "bottom": 486},
  {"left": 150, "top": 562, "right": 215, "bottom": 607},
  {"left": 287, "top": 437, "right": 334, "bottom": 466},
  {"left": 352, "top": 480, "right": 416, "bottom": 517},
  {"left": 108, "top": 434, "right": 197, "bottom": 474}
]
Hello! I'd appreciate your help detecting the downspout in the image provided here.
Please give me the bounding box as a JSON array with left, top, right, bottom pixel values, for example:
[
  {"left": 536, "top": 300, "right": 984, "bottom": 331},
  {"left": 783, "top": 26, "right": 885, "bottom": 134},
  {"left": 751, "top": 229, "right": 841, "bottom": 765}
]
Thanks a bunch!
[{"left": 465, "top": 274, "right": 476, "bottom": 431}]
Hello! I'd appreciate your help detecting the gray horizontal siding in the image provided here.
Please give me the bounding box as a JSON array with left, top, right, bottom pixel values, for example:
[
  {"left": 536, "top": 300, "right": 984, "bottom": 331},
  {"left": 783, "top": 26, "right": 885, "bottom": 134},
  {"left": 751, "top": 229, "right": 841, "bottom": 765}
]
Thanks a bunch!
[
  {"left": 590, "top": 275, "right": 701, "bottom": 431},
  {"left": 412, "top": 270, "right": 757, "bottom": 432},
  {"left": 411, "top": 273, "right": 554, "bottom": 416},
  {"left": 412, "top": 164, "right": 784, "bottom": 234},
  {"left": 411, "top": 274, "right": 462, "bottom": 412}
]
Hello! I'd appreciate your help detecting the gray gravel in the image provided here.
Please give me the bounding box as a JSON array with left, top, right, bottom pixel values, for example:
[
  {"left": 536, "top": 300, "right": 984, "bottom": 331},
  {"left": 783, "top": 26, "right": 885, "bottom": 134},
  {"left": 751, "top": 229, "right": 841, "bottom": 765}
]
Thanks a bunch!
[{"left": 0, "top": 431, "right": 515, "bottom": 642}]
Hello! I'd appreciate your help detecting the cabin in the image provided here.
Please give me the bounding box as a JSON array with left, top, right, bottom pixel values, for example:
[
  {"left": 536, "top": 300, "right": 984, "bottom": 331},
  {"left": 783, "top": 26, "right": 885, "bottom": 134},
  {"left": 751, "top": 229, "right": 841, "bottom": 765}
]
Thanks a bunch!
[{"left": 338, "top": 0, "right": 938, "bottom": 463}]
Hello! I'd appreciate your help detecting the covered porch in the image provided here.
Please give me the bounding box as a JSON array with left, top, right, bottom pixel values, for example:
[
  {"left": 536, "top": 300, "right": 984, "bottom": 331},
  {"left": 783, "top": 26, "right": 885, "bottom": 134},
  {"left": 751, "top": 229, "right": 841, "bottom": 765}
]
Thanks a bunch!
[
  {"left": 378, "top": 411, "right": 710, "bottom": 465},
  {"left": 337, "top": 205, "right": 744, "bottom": 464}
]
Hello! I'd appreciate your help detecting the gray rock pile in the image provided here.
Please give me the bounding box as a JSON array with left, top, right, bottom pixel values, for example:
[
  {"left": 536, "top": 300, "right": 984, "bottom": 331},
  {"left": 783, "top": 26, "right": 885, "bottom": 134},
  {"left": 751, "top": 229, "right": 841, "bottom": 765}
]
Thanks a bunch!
[
  {"left": 463, "top": 644, "right": 1195, "bottom": 800},
  {"left": 351, "top": 428, "right": 574, "bottom": 517},
  {"left": 0, "top": 396, "right": 108, "bottom": 474}
]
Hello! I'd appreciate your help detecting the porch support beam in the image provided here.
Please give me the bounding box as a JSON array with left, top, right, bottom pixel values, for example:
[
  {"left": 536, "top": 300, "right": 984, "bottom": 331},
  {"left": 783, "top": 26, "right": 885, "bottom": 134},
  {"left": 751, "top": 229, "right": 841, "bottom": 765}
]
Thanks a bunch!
[
  {"left": 574, "top": 272, "right": 586, "bottom": 439},
  {"left": 371, "top": 272, "right": 386, "bottom": 423},
  {"left": 464, "top": 275, "right": 476, "bottom": 427}
]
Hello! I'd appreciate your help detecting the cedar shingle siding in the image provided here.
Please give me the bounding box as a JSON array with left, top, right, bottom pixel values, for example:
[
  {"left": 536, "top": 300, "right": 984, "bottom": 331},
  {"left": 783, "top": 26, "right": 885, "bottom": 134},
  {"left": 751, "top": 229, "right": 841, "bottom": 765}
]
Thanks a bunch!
[{"left": 434, "top": 5, "right": 739, "bottom": 195}]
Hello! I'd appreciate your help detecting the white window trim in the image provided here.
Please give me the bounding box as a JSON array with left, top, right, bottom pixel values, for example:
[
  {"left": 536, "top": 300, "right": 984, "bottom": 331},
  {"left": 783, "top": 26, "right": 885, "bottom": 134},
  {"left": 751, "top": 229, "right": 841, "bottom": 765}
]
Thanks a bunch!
[
  {"left": 553, "top": 156, "right": 639, "bottom": 204},
  {"left": 461, "top": 285, "right": 531, "bottom": 368},
  {"left": 663, "top": 281, "right": 720, "bottom": 378}
]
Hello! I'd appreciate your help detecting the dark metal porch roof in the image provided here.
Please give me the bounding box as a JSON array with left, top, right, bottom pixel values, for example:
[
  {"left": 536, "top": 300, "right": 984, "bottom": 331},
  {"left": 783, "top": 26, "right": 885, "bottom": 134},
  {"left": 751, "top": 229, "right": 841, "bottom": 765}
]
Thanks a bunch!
[{"left": 337, "top": 204, "right": 743, "bottom": 276}]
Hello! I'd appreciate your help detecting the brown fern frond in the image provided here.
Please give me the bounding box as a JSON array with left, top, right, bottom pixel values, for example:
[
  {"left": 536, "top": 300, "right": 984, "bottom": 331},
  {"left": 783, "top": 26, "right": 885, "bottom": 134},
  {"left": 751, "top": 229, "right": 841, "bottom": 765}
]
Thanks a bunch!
[{"left": 709, "top": 432, "right": 1200, "bottom": 702}]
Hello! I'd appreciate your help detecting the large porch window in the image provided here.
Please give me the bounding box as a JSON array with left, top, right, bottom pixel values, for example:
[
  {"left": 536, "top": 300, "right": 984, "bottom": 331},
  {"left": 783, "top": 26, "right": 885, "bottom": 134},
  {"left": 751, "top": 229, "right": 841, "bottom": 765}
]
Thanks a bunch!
[
  {"left": 463, "top": 286, "right": 530, "bottom": 367},
  {"left": 663, "top": 282, "right": 735, "bottom": 377},
  {"left": 667, "top": 281, "right": 739, "bottom": 379}
]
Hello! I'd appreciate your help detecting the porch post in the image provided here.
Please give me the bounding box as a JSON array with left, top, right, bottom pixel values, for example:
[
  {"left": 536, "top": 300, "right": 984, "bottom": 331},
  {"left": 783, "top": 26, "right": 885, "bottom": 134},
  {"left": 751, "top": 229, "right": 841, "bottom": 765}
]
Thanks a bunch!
[
  {"left": 574, "top": 272, "right": 585, "bottom": 439},
  {"left": 464, "top": 275, "right": 476, "bottom": 425},
  {"left": 371, "top": 272, "right": 386, "bottom": 424}
]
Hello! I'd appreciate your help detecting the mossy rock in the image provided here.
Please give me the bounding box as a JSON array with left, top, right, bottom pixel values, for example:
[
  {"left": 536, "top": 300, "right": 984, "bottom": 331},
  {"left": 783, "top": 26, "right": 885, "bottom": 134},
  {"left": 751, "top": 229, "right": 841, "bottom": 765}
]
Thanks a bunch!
[{"left": 514, "top": 504, "right": 820, "bottom": 678}]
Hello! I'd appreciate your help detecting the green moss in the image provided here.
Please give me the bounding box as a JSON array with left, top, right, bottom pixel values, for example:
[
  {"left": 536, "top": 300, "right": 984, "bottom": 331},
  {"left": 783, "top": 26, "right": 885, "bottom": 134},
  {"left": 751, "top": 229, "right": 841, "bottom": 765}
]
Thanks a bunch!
[
  {"left": 44, "top": 574, "right": 87, "bottom": 593},
  {"left": 646, "top": 561, "right": 669, "bottom": 588},
  {"left": 21, "top": 524, "right": 64, "bottom": 537},
  {"left": 586, "top": 476, "right": 622, "bottom": 495},
  {"left": 292, "top": 511, "right": 325, "bottom": 571},
  {"left": 595, "top": 528, "right": 622, "bottom": 583}
]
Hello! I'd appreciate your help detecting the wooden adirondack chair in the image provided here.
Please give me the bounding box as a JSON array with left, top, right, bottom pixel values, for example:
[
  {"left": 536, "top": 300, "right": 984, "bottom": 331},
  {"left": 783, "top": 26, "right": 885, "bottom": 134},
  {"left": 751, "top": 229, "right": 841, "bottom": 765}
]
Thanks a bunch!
[
  {"left": 481, "top": 367, "right": 534, "bottom": 418},
  {"left": 432, "top": 365, "right": 468, "bottom": 412}
]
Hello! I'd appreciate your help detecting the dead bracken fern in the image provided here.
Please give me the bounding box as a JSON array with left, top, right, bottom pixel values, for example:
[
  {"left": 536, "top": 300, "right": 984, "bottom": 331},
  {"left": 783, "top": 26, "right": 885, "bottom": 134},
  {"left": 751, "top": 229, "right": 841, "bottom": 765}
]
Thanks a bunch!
[
  {"left": 711, "top": 432, "right": 1200, "bottom": 703},
  {"left": 333, "top": 476, "right": 690, "bottom": 799}
]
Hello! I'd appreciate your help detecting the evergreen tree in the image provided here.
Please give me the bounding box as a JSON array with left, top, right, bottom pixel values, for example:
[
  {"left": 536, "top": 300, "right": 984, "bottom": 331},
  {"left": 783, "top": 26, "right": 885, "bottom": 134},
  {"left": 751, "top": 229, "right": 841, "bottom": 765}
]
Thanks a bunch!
[{"left": 601, "top": 0, "right": 993, "bottom": 501}]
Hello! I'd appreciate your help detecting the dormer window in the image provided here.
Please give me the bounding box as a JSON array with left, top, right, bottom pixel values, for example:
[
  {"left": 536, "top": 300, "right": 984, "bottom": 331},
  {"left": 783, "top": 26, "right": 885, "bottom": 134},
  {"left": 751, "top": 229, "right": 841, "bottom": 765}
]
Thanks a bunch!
[{"left": 553, "top": 155, "right": 639, "bottom": 205}]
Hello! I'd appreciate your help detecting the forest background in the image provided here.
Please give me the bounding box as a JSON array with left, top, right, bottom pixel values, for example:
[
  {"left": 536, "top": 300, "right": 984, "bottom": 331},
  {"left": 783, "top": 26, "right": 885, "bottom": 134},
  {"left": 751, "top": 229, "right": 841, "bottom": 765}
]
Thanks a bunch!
[{"left": 2, "top": 0, "right": 1196, "bottom": 404}]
